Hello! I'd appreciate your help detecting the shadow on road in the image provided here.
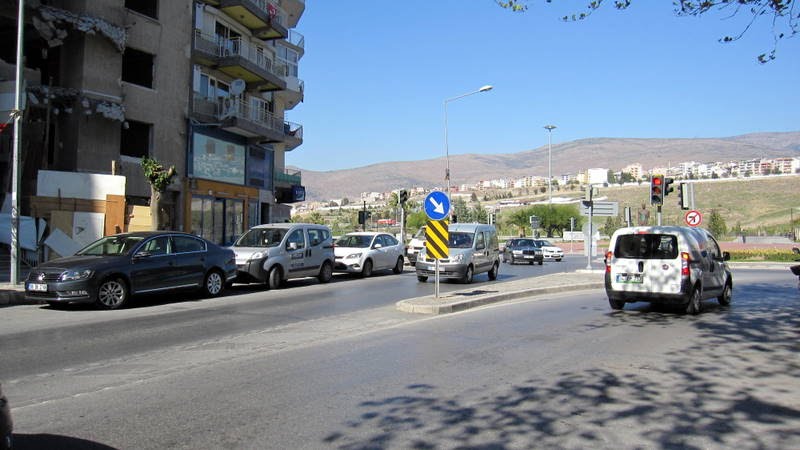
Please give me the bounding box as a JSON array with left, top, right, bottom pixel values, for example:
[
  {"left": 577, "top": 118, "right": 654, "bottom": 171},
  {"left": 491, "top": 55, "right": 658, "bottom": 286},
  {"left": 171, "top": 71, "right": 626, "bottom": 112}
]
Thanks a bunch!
[
  {"left": 12, "top": 434, "right": 118, "bottom": 449},
  {"left": 321, "top": 282, "right": 800, "bottom": 449}
]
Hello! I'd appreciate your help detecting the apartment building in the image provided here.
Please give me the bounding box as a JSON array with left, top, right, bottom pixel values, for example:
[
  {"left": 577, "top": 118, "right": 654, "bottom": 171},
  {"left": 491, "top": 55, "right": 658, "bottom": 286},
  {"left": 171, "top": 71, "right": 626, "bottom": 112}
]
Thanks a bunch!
[{"left": 0, "top": 0, "right": 305, "bottom": 247}]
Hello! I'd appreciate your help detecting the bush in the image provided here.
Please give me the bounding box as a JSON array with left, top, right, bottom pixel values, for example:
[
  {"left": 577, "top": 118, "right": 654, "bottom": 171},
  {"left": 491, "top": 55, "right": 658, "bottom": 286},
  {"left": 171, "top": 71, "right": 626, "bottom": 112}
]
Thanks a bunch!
[{"left": 727, "top": 249, "right": 798, "bottom": 262}]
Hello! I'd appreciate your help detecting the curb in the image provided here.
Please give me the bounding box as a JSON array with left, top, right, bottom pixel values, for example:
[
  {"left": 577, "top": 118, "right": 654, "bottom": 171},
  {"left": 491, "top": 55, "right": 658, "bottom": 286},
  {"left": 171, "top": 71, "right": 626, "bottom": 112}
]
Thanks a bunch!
[
  {"left": 396, "top": 281, "right": 605, "bottom": 315},
  {"left": 0, "top": 287, "right": 27, "bottom": 307}
]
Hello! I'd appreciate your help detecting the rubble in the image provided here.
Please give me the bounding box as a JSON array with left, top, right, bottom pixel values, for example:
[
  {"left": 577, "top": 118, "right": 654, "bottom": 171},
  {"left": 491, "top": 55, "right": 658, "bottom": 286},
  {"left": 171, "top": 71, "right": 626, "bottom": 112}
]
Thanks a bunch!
[{"left": 33, "top": 5, "right": 127, "bottom": 52}]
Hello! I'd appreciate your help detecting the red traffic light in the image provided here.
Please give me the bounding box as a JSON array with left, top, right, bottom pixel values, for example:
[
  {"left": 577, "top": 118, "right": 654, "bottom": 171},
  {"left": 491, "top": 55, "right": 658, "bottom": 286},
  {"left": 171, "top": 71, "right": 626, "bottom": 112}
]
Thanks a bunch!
[
  {"left": 650, "top": 175, "right": 665, "bottom": 206},
  {"left": 652, "top": 177, "right": 662, "bottom": 186}
]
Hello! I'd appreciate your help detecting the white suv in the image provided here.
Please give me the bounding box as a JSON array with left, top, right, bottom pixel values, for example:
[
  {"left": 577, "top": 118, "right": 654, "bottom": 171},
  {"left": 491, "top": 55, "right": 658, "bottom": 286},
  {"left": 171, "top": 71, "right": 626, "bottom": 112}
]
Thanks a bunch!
[{"left": 604, "top": 226, "right": 732, "bottom": 314}]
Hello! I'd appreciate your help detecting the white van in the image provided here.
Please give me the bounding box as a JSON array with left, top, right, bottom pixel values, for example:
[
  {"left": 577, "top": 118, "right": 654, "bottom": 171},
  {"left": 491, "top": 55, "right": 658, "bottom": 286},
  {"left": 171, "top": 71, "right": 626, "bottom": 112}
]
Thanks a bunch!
[
  {"left": 229, "top": 223, "right": 335, "bottom": 289},
  {"left": 604, "top": 226, "right": 732, "bottom": 314},
  {"left": 415, "top": 223, "right": 500, "bottom": 284}
]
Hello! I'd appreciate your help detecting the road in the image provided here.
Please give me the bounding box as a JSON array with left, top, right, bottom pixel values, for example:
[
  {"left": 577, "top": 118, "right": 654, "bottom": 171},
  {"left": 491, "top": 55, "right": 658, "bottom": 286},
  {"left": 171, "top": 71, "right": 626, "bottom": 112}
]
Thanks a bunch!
[{"left": 3, "top": 266, "right": 798, "bottom": 449}]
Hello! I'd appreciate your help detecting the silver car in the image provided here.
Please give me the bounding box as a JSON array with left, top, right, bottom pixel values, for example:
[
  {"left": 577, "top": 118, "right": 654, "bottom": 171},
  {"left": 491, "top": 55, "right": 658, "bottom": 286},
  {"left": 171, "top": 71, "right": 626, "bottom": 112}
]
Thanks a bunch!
[{"left": 334, "top": 232, "right": 405, "bottom": 277}]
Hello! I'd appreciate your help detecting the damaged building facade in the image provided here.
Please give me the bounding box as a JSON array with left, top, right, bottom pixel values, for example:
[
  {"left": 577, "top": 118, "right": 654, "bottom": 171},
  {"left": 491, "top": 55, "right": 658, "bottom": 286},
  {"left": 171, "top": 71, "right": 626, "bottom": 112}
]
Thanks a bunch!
[{"left": 0, "top": 0, "right": 305, "bottom": 253}]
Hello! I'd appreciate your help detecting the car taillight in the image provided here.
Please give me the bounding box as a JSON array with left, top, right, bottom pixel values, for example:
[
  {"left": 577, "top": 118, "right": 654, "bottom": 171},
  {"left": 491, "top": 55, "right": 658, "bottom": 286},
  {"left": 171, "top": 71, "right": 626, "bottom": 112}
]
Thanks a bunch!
[
  {"left": 605, "top": 251, "right": 613, "bottom": 273},
  {"left": 681, "top": 252, "right": 691, "bottom": 276}
]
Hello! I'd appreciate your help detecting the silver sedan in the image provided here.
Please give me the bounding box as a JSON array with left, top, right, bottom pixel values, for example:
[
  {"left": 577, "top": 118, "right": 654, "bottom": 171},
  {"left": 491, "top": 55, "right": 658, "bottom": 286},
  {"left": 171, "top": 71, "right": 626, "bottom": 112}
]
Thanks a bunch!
[{"left": 334, "top": 232, "right": 405, "bottom": 277}]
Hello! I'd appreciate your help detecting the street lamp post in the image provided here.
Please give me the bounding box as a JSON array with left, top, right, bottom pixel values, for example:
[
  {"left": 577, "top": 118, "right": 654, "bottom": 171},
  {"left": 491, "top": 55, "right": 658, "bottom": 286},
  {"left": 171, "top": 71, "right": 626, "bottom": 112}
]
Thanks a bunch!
[
  {"left": 444, "top": 85, "right": 493, "bottom": 206},
  {"left": 544, "top": 125, "right": 556, "bottom": 204}
]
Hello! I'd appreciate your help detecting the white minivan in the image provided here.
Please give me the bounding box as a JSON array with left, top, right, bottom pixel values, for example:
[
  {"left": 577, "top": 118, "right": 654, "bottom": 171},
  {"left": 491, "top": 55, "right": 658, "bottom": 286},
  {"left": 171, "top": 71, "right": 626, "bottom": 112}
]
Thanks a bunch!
[
  {"left": 229, "top": 223, "right": 335, "bottom": 289},
  {"left": 604, "top": 226, "right": 732, "bottom": 314},
  {"left": 415, "top": 223, "right": 500, "bottom": 284}
]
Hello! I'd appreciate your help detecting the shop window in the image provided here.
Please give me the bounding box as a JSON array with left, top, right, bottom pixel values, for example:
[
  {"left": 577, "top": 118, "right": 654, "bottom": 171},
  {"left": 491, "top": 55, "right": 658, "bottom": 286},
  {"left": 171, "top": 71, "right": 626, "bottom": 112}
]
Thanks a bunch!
[
  {"left": 126, "top": 0, "right": 158, "bottom": 19},
  {"left": 122, "top": 48, "right": 154, "bottom": 88},
  {"left": 120, "top": 120, "right": 152, "bottom": 158}
]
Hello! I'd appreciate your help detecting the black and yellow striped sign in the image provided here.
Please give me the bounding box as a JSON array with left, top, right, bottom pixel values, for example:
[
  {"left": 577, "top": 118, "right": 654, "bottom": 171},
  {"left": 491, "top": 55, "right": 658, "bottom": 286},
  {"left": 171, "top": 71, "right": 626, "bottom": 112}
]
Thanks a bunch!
[{"left": 425, "top": 219, "right": 449, "bottom": 259}]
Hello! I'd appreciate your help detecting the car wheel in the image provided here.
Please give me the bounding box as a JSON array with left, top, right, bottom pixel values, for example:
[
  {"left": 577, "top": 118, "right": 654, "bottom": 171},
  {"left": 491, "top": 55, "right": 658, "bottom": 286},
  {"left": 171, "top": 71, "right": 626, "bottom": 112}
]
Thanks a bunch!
[
  {"left": 202, "top": 270, "right": 225, "bottom": 298},
  {"left": 96, "top": 277, "right": 128, "bottom": 310},
  {"left": 462, "top": 265, "right": 474, "bottom": 284},
  {"left": 686, "top": 287, "right": 702, "bottom": 315},
  {"left": 393, "top": 257, "right": 404, "bottom": 274},
  {"left": 488, "top": 262, "right": 499, "bottom": 281},
  {"left": 717, "top": 281, "right": 732, "bottom": 306},
  {"left": 267, "top": 266, "right": 282, "bottom": 290},
  {"left": 608, "top": 298, "right": 625, "bottom": 310},
  {"left": 417, "top": 275, "right": 428, "bottom": 282},
  {"left": 556, "top": 258, "right": 562, "bottom": 262},
  {"left": 318, "top": 261, "right": 333, "bottom": 283},
  {"left": 538, "top": 260, "right": 543, "bottom": 266},
  {"left": 361, "top": 259, "right": 373, "bottom": 278}
]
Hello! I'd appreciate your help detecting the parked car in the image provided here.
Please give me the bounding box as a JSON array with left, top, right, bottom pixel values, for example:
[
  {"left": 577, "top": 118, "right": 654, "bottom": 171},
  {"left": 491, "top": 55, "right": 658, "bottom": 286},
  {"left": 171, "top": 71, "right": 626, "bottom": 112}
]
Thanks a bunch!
[
  {"left": 24, "top": 232, "right": 236, "bottom": 309},
  {"left": 0, "top": 383, "right": 11, "bottom": 450},
  {"left": 416, "top": 223, "right": 500, "bottom": 284},
  {"left": 405, "top": 226, "right": 426, "bottom": 266},
  {"left": 604, "top": 226, "right": 732, "bottom": 314},
  {"left": 334, "top": 232, "right": 405, "bottom": 277},
  {"left": 533, "top": 239, "right": 564, "bottom": 262},
  {"left": 502, "top": 238, "right": 544, "bottom": 265},
  {"left": 229, "top": 223, "right": 335, "bottom": 289}
]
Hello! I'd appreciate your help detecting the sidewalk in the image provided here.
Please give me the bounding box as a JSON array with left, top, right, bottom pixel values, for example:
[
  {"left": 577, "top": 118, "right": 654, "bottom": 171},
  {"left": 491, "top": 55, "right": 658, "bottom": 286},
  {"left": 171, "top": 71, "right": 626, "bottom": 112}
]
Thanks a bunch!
[
  {"left": 0, "top": 283, "right": 27, "bottom": 307},
  {"left": 396, "top": 270, "right": 606, "bottom": 314}
]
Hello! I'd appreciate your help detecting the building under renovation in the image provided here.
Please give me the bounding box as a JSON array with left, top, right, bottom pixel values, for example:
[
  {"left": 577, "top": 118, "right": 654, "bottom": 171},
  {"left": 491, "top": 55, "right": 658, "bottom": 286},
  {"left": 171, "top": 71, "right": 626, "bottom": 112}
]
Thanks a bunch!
[{"left": 0, "top": 0, "right": 305, "bottom": 269}]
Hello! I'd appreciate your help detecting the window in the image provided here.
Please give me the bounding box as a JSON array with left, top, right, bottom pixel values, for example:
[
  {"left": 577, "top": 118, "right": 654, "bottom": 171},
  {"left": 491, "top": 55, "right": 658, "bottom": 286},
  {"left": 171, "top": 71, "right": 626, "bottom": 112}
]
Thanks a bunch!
[
  {"left": 476, "top": 232, "right": 486, "bottom": 251},
  {"left": 615, "top": 234, "right": 678, "bottom": 260},
  {"left": 122, "top": 48, "right": 154, "bottom": 88},
  {"left": 120, "top": 120, "right": 152, "bottom": 158},
  {"left": 277, "top": 44, "right": 299, "bottom": 77},
  {"left": 142, "top": 236, "right": 169, "bottom": 255},
  {"left": 126, "top": 0, "right": 158, "bottom": 19},
  {"left": 308, "top": 229, "right": 324, "bottom": 247},
  {"left": 286, "top": 229, "right": 305, "bottom": 250},
  {"left": 173, "top": 235, "right": 205, "bottom": 253},
  {"left": 247, "top": 145, "right": 274, "bottom": 190}
]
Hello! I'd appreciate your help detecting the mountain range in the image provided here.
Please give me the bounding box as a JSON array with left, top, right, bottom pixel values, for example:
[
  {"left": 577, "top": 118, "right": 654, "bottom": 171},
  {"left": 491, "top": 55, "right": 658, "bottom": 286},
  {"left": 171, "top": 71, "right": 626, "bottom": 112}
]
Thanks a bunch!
[{"left": 297, "top": 132, "right": 800, "bottom": 201}]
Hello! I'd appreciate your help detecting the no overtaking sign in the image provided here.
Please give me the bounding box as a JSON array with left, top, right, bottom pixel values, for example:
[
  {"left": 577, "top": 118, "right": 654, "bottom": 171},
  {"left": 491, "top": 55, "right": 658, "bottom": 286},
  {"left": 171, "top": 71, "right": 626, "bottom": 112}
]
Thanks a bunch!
[{"left": 685, "top": 210, "right": 702, "bottom": 227}]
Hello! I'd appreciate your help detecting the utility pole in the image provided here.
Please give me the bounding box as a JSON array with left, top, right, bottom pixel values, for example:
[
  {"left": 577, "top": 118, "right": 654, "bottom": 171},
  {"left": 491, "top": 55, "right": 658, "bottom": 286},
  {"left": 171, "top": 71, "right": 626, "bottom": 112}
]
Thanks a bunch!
[{"left": 10, "top": 0, "right": 25, "bottom": 285}]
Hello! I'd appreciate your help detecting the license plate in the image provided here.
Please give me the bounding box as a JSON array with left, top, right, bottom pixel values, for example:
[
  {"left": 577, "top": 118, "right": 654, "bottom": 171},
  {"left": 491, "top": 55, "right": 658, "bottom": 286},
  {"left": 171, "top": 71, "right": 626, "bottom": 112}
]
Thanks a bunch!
[
  {"left": 616, "top": 273, "right": 643, "bottom": 284},
  {"left": 27, "top": 282, "right": 48, "bottom": 292},
  {"left": 523, "top": 255, "right": 534, "bottom": 259}
]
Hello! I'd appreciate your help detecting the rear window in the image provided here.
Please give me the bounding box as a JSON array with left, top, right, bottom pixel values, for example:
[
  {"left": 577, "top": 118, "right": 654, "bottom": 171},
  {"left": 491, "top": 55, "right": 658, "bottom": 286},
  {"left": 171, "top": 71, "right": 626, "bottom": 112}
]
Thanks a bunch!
[{"left": 614, "top": 234, "right": 678, "bottom": 259}]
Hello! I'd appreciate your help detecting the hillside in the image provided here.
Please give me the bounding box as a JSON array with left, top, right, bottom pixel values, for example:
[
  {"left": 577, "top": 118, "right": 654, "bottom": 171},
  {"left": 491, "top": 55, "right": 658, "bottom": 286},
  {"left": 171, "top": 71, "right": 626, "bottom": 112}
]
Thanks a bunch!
[{"left": 298, "top": 132, "right": 800, "bottom": 201}]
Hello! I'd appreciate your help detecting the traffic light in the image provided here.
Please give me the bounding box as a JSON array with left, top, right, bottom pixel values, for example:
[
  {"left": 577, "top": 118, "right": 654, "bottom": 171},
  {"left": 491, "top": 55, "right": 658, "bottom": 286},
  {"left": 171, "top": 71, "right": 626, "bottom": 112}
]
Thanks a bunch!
[
  {"left": 399, "top": 189, "right": 408, "bottom": 204},
  {"left": 663, "top": 177, "right": 675, "bottom": 197},
  {"left": 358, "top": 210, "right": 372, "bottom": 225},
  {"left": 650, "top": 175, "right": 664, "bottom": 206},
  {"left": 451, "top": 214, "right": 458, "bottom": 223}
]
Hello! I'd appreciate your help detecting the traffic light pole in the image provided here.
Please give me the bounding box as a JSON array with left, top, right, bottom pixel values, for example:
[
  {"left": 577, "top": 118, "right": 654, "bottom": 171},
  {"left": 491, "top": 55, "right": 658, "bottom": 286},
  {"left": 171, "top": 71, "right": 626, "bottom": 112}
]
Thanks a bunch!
[{"left": 657, "top": 205, "right": 662, "bottom": 226}]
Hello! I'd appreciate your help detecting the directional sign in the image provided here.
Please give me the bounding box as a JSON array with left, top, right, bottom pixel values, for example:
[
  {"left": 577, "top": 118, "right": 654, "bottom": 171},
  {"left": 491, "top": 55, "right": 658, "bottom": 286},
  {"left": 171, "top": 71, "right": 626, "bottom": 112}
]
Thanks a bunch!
[
  {"left": 425, "top": 219, "right": 449, "bottom": 259},
  {"left": 685, "top": 209, "right": 703, "bottom": 227},
  {"left": 424, "top": 191, "right": 450, "bottom": 221},
  {"left": 580, "top": 201, "right": 619, "bottom": 217}
]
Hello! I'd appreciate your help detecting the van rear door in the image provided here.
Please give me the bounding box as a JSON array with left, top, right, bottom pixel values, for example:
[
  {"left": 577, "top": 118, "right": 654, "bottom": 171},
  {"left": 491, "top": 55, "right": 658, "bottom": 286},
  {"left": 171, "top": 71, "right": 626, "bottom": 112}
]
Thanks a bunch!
[{"left": 610, "top": 233, "right": 682, "bottom": 294}]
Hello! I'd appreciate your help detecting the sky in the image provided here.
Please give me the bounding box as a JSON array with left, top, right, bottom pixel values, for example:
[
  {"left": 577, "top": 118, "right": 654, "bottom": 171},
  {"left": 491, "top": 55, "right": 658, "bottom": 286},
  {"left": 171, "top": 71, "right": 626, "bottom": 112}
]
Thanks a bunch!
[{"left": 286, "top": 1, "right": 800, "bottom": 172}]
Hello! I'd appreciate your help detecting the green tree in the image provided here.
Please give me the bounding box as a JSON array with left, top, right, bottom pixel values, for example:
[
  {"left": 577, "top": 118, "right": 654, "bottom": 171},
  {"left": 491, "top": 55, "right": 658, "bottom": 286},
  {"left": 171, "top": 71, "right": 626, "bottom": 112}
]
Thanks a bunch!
[
  {"left": 406, "top": 211, "right": 428, "bottom": 231},
  {"left": 708, "top": 209, "right": 728, "bottom": 238},
  {"left": 141, "top": 156, "right": 177, "bottom": 230},
  {"left": 495, "top": 0, "right": 796, "bottom": 63},
  {"left": 607, "top": 169, "right": 617, "bottom": 185},
  {"left": 601, "top": 215, "right": 625, "bottom": 237}
]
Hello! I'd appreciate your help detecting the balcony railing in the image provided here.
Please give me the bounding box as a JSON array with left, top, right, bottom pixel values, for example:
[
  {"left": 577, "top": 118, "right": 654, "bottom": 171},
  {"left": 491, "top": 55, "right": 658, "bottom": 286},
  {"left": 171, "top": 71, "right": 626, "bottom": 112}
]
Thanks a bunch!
[
  {"left": 275, "top": 168, "right": 302, "bottom": 185},
  {"left": 193, "top": 93, "right": 302, "bottom": 141},
  {"left": 287, "top": 30, "right": 305, "bottom": 50},
  {"left": 194, "top": 30, "right": 287, "bottom": 79},
  {"left": 283, "top": 121, "right": 303, "bottom": 140}
]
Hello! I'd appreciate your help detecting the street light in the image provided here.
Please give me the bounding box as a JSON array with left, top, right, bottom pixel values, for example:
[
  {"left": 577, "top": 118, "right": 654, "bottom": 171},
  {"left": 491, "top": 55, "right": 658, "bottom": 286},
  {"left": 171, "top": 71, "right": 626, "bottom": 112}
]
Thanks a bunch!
[
  {"left": 544, "top": 124, "right": 556, "bottom": 204},
  {"left": 444, "top": 85, "right": 493, "bottom": 206}
]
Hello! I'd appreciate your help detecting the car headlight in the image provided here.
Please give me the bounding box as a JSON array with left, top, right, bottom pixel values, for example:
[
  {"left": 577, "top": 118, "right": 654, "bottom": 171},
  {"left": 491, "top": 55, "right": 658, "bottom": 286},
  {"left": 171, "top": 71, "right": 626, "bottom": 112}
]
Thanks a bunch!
[
  {"left": 450, "top": 254, "right": 464, "bottom": 263},
  {"left": 248, "top": 251, "right": 267, "bottom": 261},
  {"left": 345, "top": 253, "right": 362, "bottom": 260},
  {"left": 60, "top": 269, "right": 93, "bottom": 281}
]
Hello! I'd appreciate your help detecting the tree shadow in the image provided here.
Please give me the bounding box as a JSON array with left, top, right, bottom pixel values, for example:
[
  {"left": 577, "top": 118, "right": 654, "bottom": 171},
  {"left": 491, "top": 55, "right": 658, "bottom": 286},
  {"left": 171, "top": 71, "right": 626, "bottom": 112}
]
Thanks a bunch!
[{"left": 321, "top": 283, "right": 800, "bottom": 449}]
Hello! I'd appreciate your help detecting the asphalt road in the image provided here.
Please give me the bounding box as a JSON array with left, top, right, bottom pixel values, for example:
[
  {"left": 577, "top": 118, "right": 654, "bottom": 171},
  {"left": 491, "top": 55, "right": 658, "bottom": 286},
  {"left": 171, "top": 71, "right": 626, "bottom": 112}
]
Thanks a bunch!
[
  {"left": 0, "top": 256, "right": 588, "bottom": 381},
  {"left": 4, "top": 268, "right": 799, "bottom": 449}
]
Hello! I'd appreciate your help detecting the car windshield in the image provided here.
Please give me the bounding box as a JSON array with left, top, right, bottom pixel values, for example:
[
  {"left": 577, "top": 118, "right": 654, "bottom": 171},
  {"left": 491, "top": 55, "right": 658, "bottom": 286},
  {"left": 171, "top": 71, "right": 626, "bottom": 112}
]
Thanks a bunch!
[
  {"left": 615, "top": 234, "right": 678, "bottom": 259},
  {"left": 510, "top": 239, "right": 535, "bottom": 247},
  {"left": 77, "top": 235, "right": 145, "bottom": 256},
  {"left": 234, "top": 228, "right": 287, "bottom": 248},
  {"left": 448, "top": 232, "right": 474, "bottom": 249},
  {"left": 538, "top": 240, "right": 554, "bottom": 247},
  {"left": 336, "top": 235, "right": 372, "bottom": 248}
]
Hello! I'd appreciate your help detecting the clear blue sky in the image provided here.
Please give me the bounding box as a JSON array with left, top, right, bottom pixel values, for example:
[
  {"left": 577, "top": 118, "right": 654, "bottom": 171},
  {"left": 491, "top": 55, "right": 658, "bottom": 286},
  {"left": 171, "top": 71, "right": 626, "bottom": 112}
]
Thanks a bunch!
[{"left": 287, "top": 1, "right": 800, "bottom": 172}]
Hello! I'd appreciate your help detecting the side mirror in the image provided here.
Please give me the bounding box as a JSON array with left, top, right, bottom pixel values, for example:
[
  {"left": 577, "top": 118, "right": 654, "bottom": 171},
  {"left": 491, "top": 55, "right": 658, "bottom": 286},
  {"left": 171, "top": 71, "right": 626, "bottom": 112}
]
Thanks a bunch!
[
  {"left": 287, "top": 242, "right": 298, "bottom": 251},
  {"left": 722, "top": 251, "right": 731, "bottom": 261},
  {"left": 134, "top": 251, "right": 151, "bottom": 259},
  {"left": 373, "top": 243, "right": 383, "bottom": 249}
]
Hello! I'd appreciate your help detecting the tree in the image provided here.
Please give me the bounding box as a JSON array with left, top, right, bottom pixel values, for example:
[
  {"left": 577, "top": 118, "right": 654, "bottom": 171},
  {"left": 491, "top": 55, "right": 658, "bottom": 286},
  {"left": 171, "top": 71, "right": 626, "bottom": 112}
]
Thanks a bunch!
[
  {"left": 141, "top": 156, "right": 177, "bottom": 230},
  {"left": 495, "top": 0, "right": 797, "bottom": 63},
  {"left": 708, "top": 209, "right": 728, "bottom": 238}
]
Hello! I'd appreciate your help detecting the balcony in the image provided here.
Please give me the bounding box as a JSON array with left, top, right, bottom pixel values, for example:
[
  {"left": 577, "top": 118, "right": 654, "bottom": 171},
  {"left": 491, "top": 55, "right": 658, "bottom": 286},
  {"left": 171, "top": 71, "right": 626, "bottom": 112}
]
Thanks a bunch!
[
  {"left": 285, "top": 30, "right": 305, "bottom": 55},
  {"left": 192, "top": 31, "right": 287, "bottom": 91},
  {"left": 274, "top": 168, "right": 301, "bottom": 187},
  {"left": 217, "top": 0, "right": 288, "bottom": 40},
  {"left": 283, "top": 121, "right": 303, "bottom": 151},
  {"left": 280, "top": 0, "right": 305, "bottom": 28},
  {"left": 192, "top": 94, "right": 303, "bottom": 146},
  {"left": 280, "top": 76, "right": 304, "bottom": 109}
]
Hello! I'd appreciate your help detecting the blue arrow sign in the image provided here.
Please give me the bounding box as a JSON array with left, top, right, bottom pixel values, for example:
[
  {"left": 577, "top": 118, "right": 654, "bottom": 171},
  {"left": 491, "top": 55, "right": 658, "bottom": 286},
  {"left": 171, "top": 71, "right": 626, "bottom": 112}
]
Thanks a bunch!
[{"left": 424, "top": 191, "right": 450, "bottom": 221}]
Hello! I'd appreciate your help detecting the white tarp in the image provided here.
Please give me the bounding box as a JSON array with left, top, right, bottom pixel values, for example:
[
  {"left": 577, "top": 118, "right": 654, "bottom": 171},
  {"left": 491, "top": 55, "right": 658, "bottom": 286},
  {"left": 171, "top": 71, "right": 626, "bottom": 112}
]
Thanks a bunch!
[
  {"left": 0, "top": 213, "right": 45, "bottom": 250},
  {"left": 36, "top": 170, "right": 125, "bottom": 201}
]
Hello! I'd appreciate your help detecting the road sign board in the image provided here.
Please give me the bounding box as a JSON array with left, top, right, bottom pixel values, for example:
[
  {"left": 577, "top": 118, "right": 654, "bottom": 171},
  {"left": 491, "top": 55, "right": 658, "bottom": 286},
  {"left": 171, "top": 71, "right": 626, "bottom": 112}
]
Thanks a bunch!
[
  {"left": 580, "top": 201, "right": 619, "bottom": 217},
  {"left": 424, "top": 191, "right": 450, "bottom": 221},
  {"left": 529, "top": 215, "right": 540, "bottom": 229},
  {"left": 425, "top": 219, "right": 449, "bottom": 259},
  {"left": 685, "top": 210, "right": 702, "bottom": 227}
]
